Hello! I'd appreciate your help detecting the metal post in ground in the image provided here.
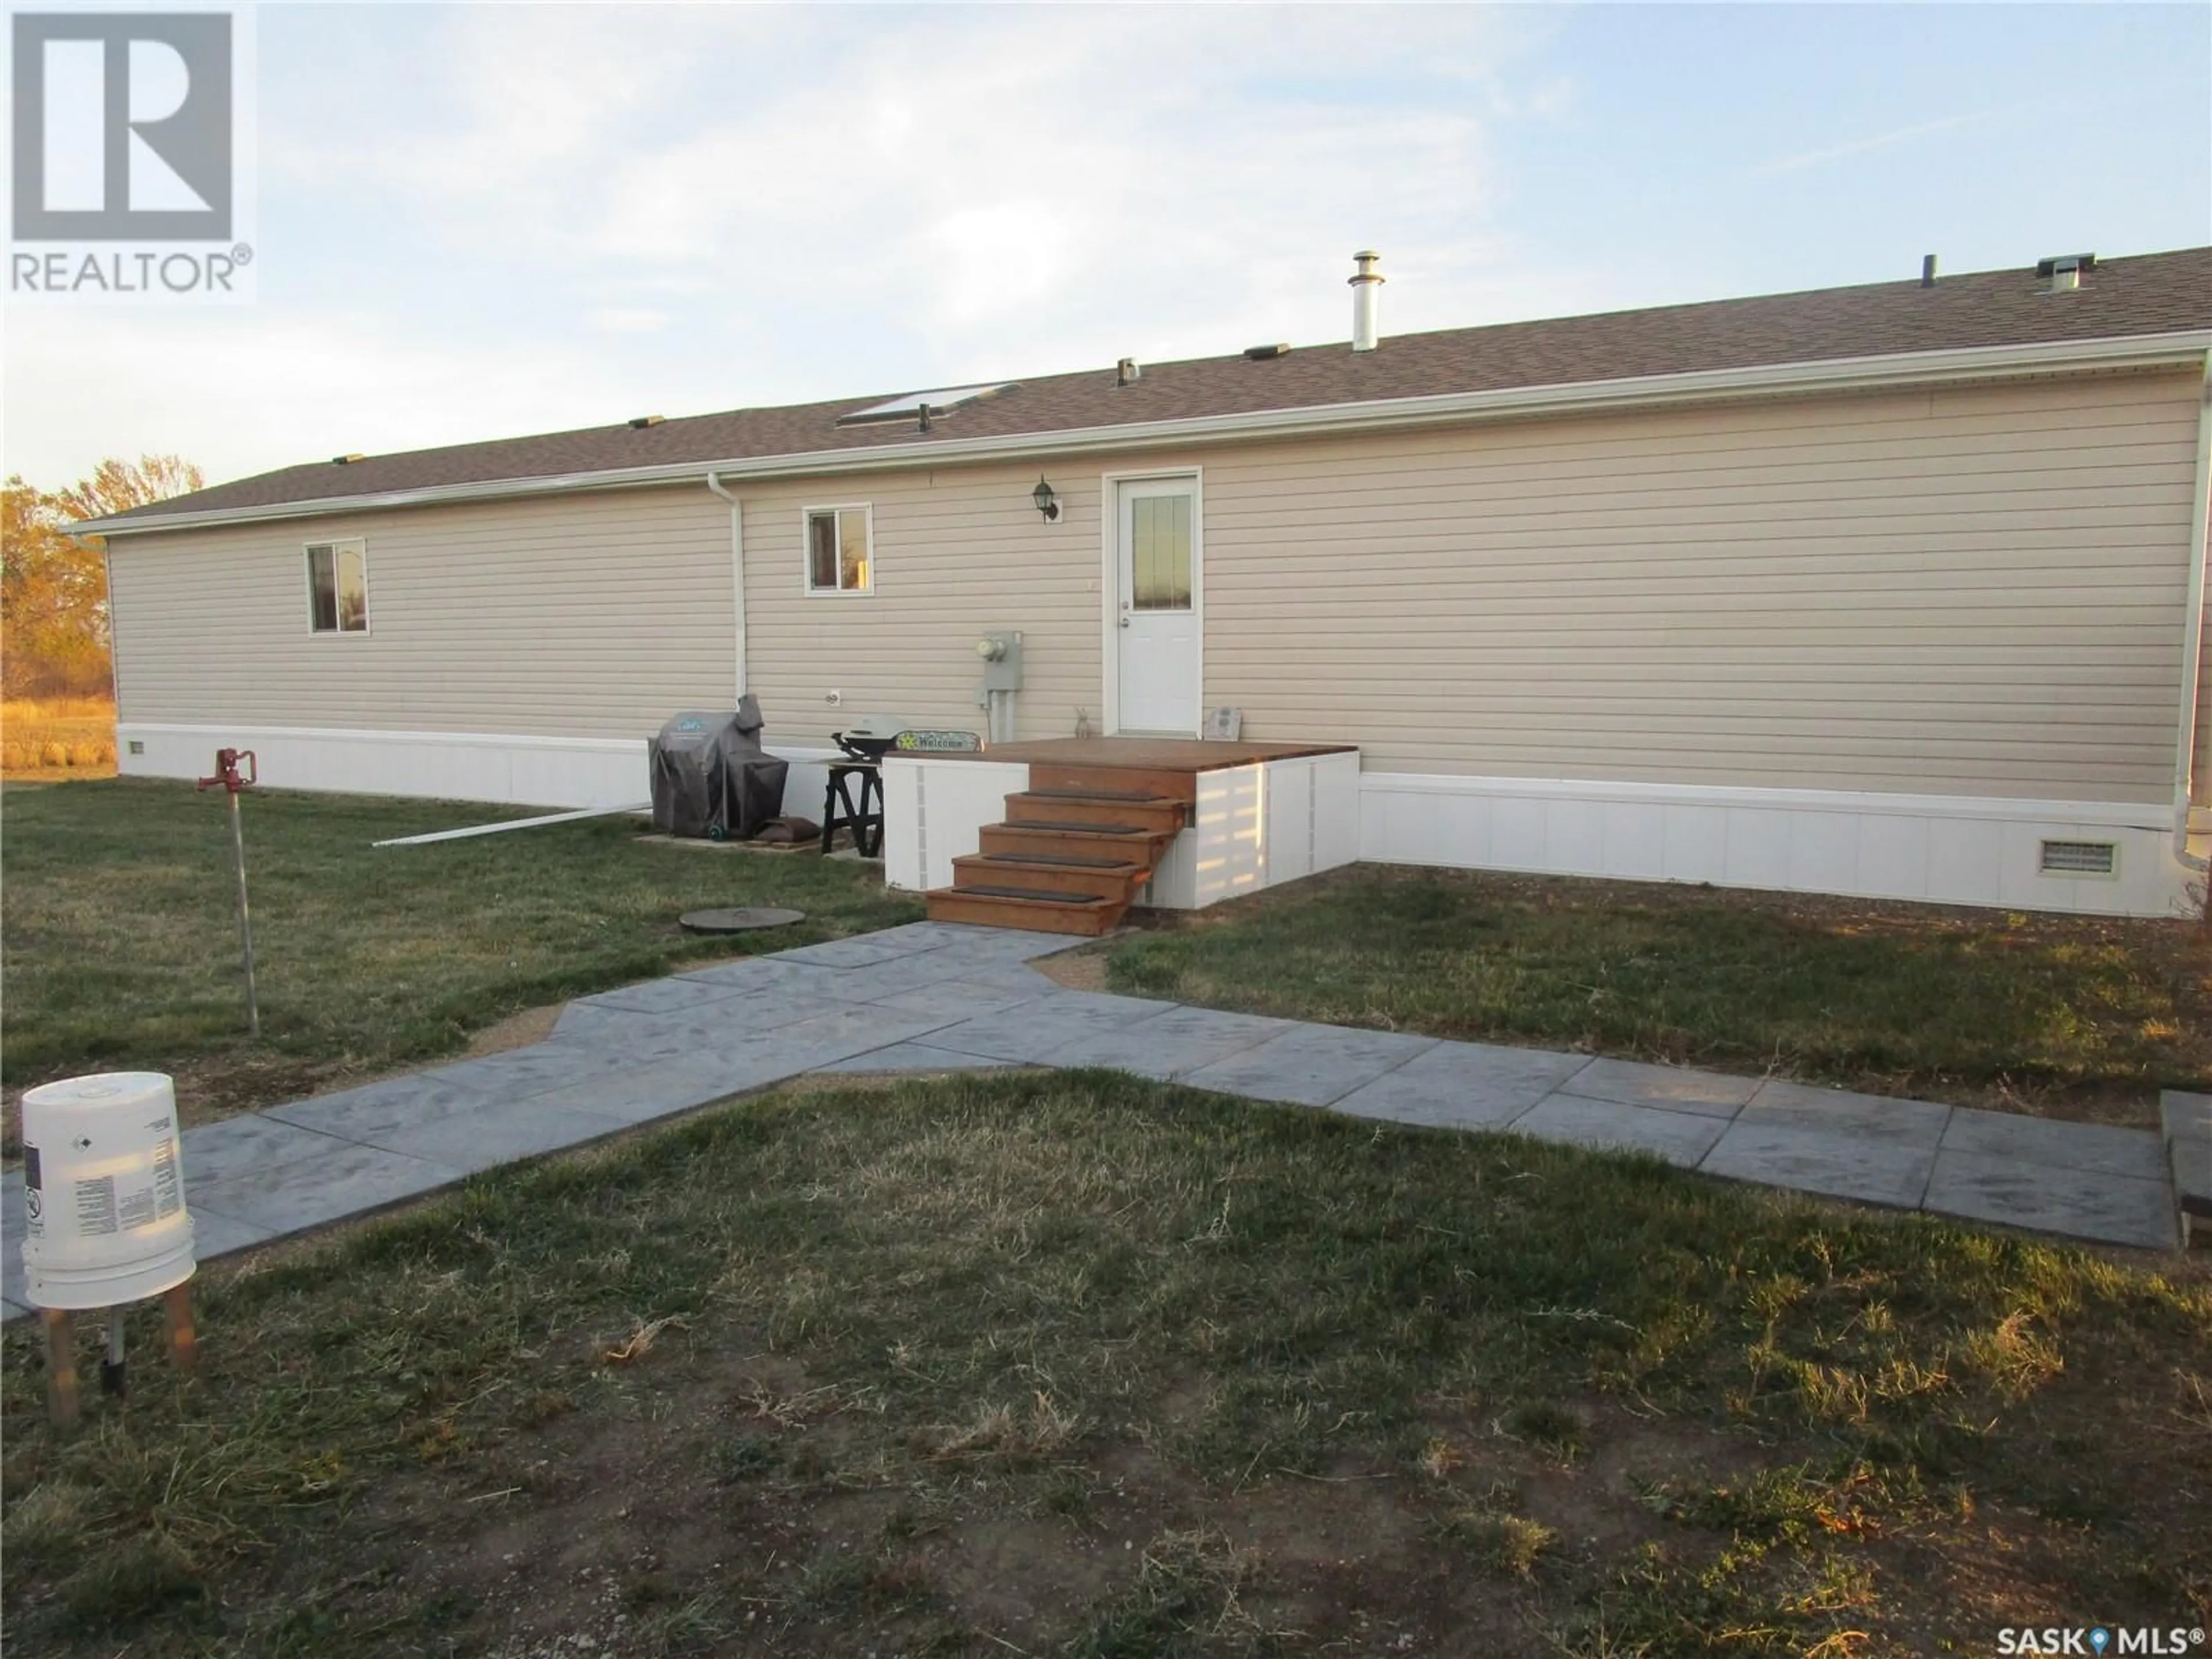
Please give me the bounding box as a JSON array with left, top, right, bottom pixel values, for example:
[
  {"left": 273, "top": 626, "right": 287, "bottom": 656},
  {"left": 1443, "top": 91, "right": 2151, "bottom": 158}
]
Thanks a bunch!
[
  {"left": 198, "top": 749, "right": 262, "bottom": 1038},
  {"left": 226, "top": 786, "right": 260, "bottom": 1037}
]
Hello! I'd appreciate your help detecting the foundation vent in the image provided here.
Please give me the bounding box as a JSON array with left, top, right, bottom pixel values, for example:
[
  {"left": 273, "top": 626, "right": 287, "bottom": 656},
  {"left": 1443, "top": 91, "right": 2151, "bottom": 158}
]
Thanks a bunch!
[{"left": 2039, "top": 839, "right": 2117, "bottom": 877}]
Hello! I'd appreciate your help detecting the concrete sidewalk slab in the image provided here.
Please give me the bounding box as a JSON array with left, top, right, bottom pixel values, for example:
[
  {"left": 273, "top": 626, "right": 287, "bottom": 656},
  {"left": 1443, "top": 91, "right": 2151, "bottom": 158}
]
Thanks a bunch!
[
  {"left": 517, "top": 1061, "right": 745, "bottom": 1128},
  {"left": 1512, "top": 1094, "right": 1730, "bottom": 1167},
  {"left": 1738, "top": 1080, "right": 1951, "bottom": 1149},
  {"left": 569, "top": 975, "right": 771, "bottom": 1016},
  {"left": 1923, "top": 1149, "right": 2177, "bottom": 1249},
  {"left": 365, "top": 1097, "right": 634, "bottom": 1176},
  {"left": 181, "top": 1113, "right": 352, "bottom": 1185},
  {"left": 771, "top": 934, "right": 949, "bottom": 970},
  {"left": 1555, "top": 1058, "right": 1759, "bottom": 1118},
  {"left": 1052, "top": 1006, "right": 1291, "bottom": 1082},
  {"left": 1178, "top": 1023, "right": 1437, "bottom": 1108},
  {"left": 1700, "top": 1120, "right": 1934, "bottom": 1210},
  {"left": 922, "top": 993, "right": 1177, "bottom": 1065},
  {"left": 1938, "top": 1107, "right": 2166, "bottom": 1182},
  {"left": 268, "top": 1067, "right": 514, "bottom": 1143},
  {"left": 189, "top": 1141, "right": 465, "bottom": 1237},
  {"left": 1332, "top": 1040, "right": 1589, "bottom": 1130},
  {"left": 872, "top": 979, "right": 1056, "bottom": 1021}
]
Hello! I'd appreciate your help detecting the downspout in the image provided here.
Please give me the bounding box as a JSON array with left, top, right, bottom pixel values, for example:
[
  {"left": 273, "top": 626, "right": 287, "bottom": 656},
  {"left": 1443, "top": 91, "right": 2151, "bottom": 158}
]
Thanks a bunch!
[
  {"left": 705, "top": 471, "right": 746, "bottom": 699},
  {"left": 2175, "top": 355, "right": 2211, "bottom": 872}
]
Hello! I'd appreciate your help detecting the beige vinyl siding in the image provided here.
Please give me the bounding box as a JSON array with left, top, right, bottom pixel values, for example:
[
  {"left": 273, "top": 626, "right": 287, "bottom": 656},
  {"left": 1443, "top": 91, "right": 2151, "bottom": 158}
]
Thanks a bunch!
[
  {"left": 109, "top": 487, "right": 734, "bottom": 737},
  {"left": 109, "top": 365, "right": 2205, "bottom": 808},
  {"left": 739, "top": 463, "right": 1104, "bottom": 749},
  {"left": 1183, "top": 368, "right": 2200, "bottom": 801}
]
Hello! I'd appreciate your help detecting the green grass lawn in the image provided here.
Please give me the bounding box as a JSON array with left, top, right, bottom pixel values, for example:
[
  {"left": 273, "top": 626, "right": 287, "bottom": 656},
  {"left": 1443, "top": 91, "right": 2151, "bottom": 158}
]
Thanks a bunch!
[
  {"left": 4, "top": 1073, "right": 2206, "bottom": 1657},
  {"left": 0, "top": 777, "right": 920, "bottom": 1119},
  {"left": 1101, "top": 865, "right": 2212, "bottom": 1123}
]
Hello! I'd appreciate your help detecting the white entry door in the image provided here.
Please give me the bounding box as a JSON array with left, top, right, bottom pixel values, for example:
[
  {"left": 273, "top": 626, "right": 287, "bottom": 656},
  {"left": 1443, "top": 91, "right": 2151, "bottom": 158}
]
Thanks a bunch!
[{"left": 1113, "top": 475, "right": 1200, "bottom": 734}]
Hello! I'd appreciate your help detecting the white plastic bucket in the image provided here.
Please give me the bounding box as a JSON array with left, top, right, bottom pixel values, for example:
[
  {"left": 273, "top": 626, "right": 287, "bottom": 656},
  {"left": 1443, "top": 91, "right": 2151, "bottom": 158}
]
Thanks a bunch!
[{"left": 20, "top": 1071, "right": 196, "bottom": 1309}]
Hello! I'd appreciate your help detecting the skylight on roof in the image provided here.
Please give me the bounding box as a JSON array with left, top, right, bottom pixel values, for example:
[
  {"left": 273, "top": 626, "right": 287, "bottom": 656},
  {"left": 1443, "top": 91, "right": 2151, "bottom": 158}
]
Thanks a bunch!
[{"left": 835, "top": 382, "right": 1016, "bottom": 428}]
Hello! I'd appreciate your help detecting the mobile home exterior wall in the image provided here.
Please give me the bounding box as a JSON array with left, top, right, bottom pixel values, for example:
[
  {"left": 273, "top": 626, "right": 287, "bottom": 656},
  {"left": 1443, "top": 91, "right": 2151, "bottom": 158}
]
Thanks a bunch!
[{"left": 109, "top": 364, "right": 2208, "bottom": 914}]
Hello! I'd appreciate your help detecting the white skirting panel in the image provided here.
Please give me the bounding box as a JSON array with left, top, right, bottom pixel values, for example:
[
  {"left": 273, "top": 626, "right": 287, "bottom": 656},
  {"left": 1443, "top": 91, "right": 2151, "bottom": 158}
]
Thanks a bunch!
[
  {"left": 117, "top": 721, "right": 836, "bottom": 817},
  {"left": 882, "top": 757, "right": 1031, "bottom": 892},
  {"left": 1357, "top": 771, "right": 2196, "bottom": 919},
  {"left": 885, "top": 751, "right": 1362, "bottom": 907}
]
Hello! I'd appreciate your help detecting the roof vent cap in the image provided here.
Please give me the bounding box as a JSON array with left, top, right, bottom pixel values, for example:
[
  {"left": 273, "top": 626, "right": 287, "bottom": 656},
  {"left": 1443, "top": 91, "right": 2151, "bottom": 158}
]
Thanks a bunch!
[
  {"left": 2036, "top": 251, "right": 2096, "bottom": 293},
  {"left": 1243, "top": 342, "right": 1290, "bottom": 361},
  {"left": 1349, "top": 249, "right": 1385, "bottom": 351},
  {"left": 628, "top": 414, "right": 665, "bottom": 429},
  {"left": 331, "top": 453, "right": 365, "bottom": 465}
]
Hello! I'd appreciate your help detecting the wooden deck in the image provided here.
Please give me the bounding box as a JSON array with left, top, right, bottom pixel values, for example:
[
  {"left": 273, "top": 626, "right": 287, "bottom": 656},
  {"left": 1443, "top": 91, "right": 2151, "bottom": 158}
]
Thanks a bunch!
[
  {"left": 911, "top": 737, "right": 1361, "bottom": 935},
  {"left": 910, "top": 736, "right": 1359, "bottom": 772}
]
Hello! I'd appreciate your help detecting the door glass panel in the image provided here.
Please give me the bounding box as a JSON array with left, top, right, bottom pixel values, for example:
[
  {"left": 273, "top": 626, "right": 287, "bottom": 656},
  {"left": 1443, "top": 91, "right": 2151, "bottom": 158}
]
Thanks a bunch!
[{"left": 1130, "top": 494, "right": 1191, "bottom": 611}]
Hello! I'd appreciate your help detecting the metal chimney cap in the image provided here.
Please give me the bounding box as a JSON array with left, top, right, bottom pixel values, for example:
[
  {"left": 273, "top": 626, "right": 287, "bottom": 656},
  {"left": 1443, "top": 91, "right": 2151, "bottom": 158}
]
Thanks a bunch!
[{"left": 1349, "top": 249, "right": 1385, "bottom": 284}]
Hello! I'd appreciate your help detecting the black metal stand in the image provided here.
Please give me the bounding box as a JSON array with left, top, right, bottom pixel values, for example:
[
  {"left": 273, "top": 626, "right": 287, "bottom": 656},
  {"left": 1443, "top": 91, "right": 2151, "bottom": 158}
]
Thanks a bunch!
[{"left": 821, "top": 762, "right": 884, "bottom": 857}]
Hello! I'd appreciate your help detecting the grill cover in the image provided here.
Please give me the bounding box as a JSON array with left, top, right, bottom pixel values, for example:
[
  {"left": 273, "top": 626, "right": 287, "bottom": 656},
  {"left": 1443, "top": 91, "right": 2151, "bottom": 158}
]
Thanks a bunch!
[{"left": 649, "top": 698, "right": 789, "bottom": 839}]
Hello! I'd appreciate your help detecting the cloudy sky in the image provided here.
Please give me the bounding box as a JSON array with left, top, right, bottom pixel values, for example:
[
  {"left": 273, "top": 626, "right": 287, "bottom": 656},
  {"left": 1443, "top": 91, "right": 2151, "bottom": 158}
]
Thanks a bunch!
[{"left": 5, "top": 2, "right": 2207, "bottom": 489}]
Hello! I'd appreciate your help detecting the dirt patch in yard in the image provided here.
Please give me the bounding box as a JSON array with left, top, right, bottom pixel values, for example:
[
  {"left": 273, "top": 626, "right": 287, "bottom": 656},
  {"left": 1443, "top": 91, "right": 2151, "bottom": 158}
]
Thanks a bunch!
[{"left": 1027, "top": 941, "right": 1111, "bottom": 994}]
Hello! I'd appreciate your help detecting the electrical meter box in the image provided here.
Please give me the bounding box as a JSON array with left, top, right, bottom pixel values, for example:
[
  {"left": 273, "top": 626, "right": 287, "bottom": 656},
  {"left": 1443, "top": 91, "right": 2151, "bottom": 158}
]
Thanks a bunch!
[{"left": 978, "top": 630, "right": 1024, "bottom": 692}]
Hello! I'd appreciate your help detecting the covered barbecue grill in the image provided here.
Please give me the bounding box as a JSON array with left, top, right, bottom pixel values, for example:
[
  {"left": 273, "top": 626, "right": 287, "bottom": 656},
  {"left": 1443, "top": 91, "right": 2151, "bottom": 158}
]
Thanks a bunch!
[{"left": 649, "top": 698, "right": 787, "bottom": 840}]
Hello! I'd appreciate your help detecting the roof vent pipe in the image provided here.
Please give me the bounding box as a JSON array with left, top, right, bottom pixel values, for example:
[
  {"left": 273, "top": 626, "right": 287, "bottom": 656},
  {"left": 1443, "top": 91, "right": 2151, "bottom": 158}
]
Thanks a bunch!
[
  {"left": 1349, "top": 250, "right": 1384, "bottom": 352},
  {"left": 1116, "top": 357, "right": 1140, "bottom": 386},
  {"left": 1921, "top": 253, "right": 1937, "bottom": 288}
]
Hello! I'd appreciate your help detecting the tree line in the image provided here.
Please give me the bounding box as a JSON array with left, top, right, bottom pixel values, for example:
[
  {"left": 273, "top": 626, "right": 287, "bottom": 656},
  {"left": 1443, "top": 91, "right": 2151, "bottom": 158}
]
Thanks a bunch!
[{"left": 2, "top": 456, "right": 203, "bottom": 699}]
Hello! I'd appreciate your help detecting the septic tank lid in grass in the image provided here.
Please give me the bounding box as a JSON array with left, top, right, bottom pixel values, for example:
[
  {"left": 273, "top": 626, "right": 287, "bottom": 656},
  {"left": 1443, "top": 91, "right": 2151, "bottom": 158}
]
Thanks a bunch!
[{"left": 679, "top": 907, "right": 806, "bottom": 934}]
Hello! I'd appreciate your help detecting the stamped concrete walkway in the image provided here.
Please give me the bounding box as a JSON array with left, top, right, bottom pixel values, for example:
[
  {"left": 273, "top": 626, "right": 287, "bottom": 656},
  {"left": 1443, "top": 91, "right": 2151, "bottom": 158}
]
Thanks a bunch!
[{"left": 2, "top": 921, "right": 2182, "bottom": 1319}]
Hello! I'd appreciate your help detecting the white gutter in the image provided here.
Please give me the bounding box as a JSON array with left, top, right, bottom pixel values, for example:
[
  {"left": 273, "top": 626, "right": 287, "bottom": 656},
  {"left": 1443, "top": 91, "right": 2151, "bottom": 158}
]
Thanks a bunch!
[
  {"left": 75, "top": 329, "right": 2212, "bottom": 538},
  {"left": 704, "top": 470, "right": 746, "bottom": 698},
  {"left": 2176, "top": 355, "right": 2212, "bottom": 872}
]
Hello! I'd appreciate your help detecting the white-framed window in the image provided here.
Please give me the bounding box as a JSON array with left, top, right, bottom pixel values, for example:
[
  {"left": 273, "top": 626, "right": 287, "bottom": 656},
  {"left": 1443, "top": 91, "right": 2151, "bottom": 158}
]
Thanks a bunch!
[
  {"left": 804, "top": 505, "right": 872, "bottom": 594},
  {"left": 305, "top": 539, "right": 370, "bottom": 633}
]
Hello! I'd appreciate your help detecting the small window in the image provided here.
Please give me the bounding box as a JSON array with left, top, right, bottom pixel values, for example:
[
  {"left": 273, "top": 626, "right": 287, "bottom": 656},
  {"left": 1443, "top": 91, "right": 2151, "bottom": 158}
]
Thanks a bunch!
[
  {"left": 805, "top": 506, "right": 872, "bottom": 594},
  {"left": 306, "top": 539, "right": 369, "bottom": 632}
]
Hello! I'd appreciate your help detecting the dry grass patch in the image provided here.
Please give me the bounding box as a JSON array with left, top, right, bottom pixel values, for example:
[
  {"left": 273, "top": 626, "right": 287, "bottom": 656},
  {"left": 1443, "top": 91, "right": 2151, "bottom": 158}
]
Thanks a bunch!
[
  {"left": 4, "top": 1071, "right": 2206, "bottom": 1656},
  {"left": 0, "top": 697, "right": 115, "bottom": 775}
]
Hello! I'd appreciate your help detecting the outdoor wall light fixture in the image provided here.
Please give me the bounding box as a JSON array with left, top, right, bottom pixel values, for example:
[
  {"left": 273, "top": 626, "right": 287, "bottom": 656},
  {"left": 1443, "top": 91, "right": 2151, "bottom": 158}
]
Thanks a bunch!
[{"left": 1031, "top": 477, "right": 1062, "bottom": 522}]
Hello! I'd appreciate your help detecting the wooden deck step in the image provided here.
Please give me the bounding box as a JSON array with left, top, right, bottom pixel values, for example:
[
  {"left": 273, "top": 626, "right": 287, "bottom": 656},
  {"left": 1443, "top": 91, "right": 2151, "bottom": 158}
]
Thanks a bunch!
[
  {"left": 982, "top": 821, "right": 1174, "bottom": 862},
  {"left": 924, "top": 887, "right": 1122, "bottom": 936},
  {"left": 1004, "top": 792, "right": 1185, "bottom": 834},
  {"left": 953, "top": 851, "right": 1148, "bottom": 902},
  {"left": 1029, "top": 762, "right": 1199, "bottom": 805}
]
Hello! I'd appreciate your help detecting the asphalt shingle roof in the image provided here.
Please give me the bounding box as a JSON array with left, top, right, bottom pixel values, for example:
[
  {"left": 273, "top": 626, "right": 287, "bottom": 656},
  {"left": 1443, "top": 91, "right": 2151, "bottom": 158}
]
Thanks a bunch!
[{"left": 99, "top": 248, "right": 2212, "bottom": 528}]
